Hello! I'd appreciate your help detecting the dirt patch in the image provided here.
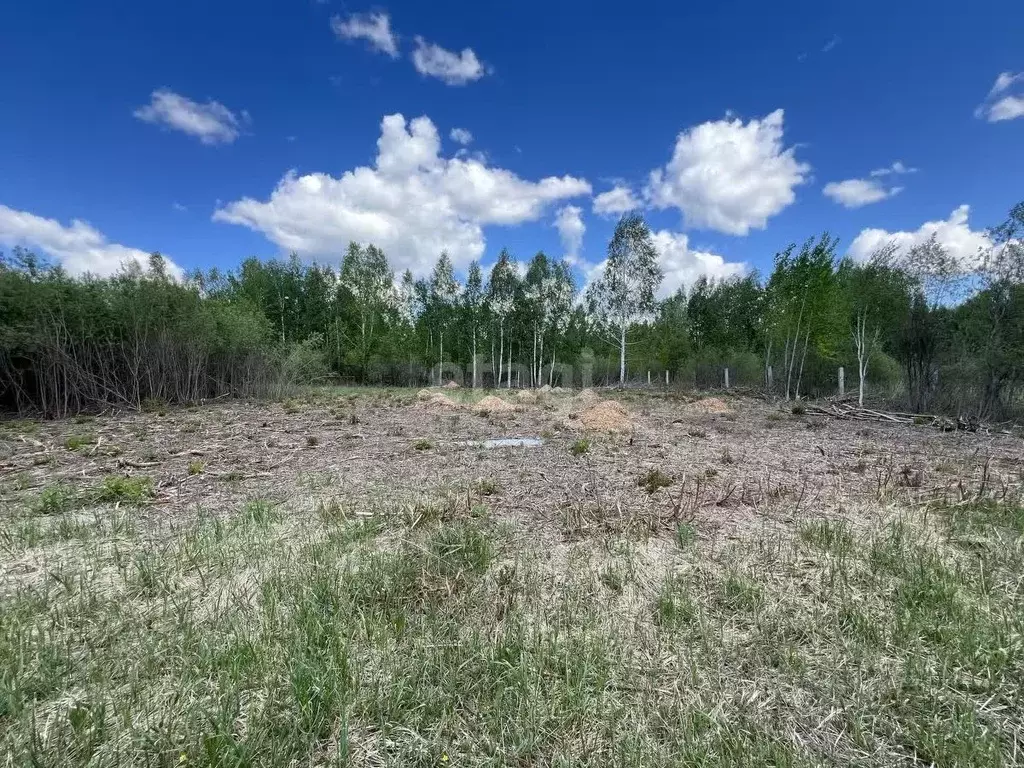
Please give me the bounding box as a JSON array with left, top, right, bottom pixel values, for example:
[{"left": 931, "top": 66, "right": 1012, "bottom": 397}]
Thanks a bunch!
[
  {"left": 686, "top": 397, "right": 733, "bottom": 415},
  {"left": 577, "top": 400, "right": 633, "bottom": 432},
  {"left": 473, "top": 396, "right": 515, "bottom": 415}
]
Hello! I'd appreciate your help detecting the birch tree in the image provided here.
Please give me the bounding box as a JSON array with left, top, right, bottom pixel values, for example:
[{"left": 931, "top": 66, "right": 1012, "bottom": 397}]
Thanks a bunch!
[
  {"left": 486, "top": 249, "right": 517, "bottom": 387},
  {"left": 462, "top": 261, "right": 485, "bottom": 388},
  {"left": 585, "top": 214, "right": 662, "bottom": 385},
  {"left": 427, "top": 252, "right": 460, "bottom": 383}
]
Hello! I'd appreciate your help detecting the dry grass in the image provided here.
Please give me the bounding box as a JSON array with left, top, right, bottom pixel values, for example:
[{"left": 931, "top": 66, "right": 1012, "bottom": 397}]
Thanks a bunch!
[{"left": 1, "top": 387, "right": 1023, "bottom": 766}]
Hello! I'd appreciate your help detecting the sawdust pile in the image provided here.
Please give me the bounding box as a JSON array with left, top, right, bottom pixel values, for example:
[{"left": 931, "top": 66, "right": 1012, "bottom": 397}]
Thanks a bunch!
[
  {"left": 577, "top": 400, "right": 633, "bottom": 432},
  {"left": 416, "top": 388, "right": 433, "bottom": 401},
  {"left": 473, "top": 396, "right": 516, "bottom": 415},
  {"left": 515, "top": 390, "right": 538, "bottom": 404},
  {"left": 443, "top": 381, "right": 460, "bottom": 389},
  {"left": 538, "top": 384, "right": 552, "bottom": 394},
  {"left": 686, "top": 397, "right": 733, "bottom": 415},
  {"left": 418, "top": 393, "right": 461, "bottom": 410},
  {"left": 575, "top": 388, "right": 601, "bottom": 405}
]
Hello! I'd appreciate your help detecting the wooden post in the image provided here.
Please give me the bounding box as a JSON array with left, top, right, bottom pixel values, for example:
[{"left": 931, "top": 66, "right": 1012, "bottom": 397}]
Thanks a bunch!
[
  {"left": 724, "top": 367, "right": 730, "bottom": 389},
  {"left": 767, "top": 365, "right": 773, "bottom": 392},
  {"left": 838, "top": 366, "right": 845, "bottom": 397},
  {"left": 647, "top": 370, "right": 651, "bottom": 386},
  {"left": 665, "top": 370, "right": 670, "bottom": 386}
]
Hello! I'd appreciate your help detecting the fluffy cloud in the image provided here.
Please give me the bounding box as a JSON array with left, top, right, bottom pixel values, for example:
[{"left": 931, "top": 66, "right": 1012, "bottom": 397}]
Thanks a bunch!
[
  {"left": 824, "top": 161, "right": 915, "bottom": 208},
  {"left": 975, "top": 72, "right": 1024, "bottom": 122},
  {"left": 650, "top": 230, "right": 746, "bottom": 297},
  {"left": 0, "top": 204, "right": 182, "bottom": 278},
  {"left": 214, "top": 113, "right": 590, "bottom": 273},
  {"left": 848, "top": 205, "right": 991, "bottom": 265},
  {"left": 823, "top": 178, "right": 901, "bottom": 208},
  {"left": 646, "top": 109, "right": 809, "bottom": 235},
  {"left": 134, "top": 89, "right": 247, "bottom": 145},
  {"left": 449, "top": 127, "right": 473, "bottom": 145},
  {"left": 554, "top": 205, "right": 585, "bottom": 263},
  {"left": 592, "top": 185, "right": 640, "bottom": 216},
  {"left": 330, "top": 12, "right": 399, "bottom": 58},
  {"left": 411, "top": 37, "right": 487, "bottom": 85}
]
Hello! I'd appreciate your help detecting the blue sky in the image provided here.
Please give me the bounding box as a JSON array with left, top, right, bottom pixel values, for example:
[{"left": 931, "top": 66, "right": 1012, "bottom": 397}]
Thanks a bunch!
[{"left": 1, "top": 0, "right": 1021, "bottom": 293}]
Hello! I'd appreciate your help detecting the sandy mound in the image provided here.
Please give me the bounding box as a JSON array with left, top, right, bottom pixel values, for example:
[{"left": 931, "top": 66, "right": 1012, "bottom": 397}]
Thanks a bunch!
[
  {"left": 416, "top": 388, "right": 433, "bottom": 401},
  {"left": 574, "top": 388, "right": 601, "bottom": 406},
  {"left": 444, "top": 380, "right": 460, "bottom": 389},
  {"left": 473, "top": 395, "right": 515, "bottom": 415},
  {"left": 538, "top": 384, "right": 552, "bottom": 393},
  {"left": 515, "top": 390, "right": 538, "bottom": 404},
  {"left": 418, "top": 393, "right": 461, "bottom": 410},
  {"left": 686, "top": 397, "right": 733, "bottom": 415},
  {"left": 577, "top": 400, "right": 633, "bottom": 432}
]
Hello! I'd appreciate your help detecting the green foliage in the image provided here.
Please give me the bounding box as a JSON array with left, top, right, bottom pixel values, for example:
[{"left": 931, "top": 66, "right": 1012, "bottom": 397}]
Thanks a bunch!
[
  {"left": 570, "top": 438, "right": 590, "bottom": 456},
  {"left": 638, "top": 468, "right": 673, "bottom": 494},
  {"left": 96, "top": 476, "right": 154, "bottom": 505}
]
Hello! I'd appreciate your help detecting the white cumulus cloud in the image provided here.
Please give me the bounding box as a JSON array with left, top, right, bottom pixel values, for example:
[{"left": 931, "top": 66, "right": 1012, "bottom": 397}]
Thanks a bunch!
[
  {"left": 0, "top": 204, "right": 182, "bottom": 278},
  {"left": 823, "top": 178, "right": 901, "bottom": 208},
  {"left": 213, "top": 113, "right": 590, "bottom": 274},
  {"left": 645, "top": 109, "right": 809, "bottom": 235},
  {"left": 592, "top": 185, "right": 640, "bottom": 216},
  {"left": 848, "top": 205, "right": 991, "bottom": 265},
  {"left": 554, "top": 205, "right": 585, "bottom": 263},
  {"left": 449, "top": 127, "right": 473, "bottom": 145},
  {"left": 975, "top": 72, "right": 1024, "bottom": 122},
  {"left": 870, "top": 160, "right": 917, "bottom": 177},
  {"left": 411, "top": 37, "right": 487, "bottom": 85},
  {"left": 650, "top": 230, "right": 746, "bottom": 297},
  {"left": 330, "top": 12, "right": 399, "bottom": 58},
  {"left": 134, "top": 89, "right": 247, "bottom": 145}
]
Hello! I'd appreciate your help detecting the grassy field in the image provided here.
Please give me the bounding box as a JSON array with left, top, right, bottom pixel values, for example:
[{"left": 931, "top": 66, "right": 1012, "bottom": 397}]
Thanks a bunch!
[{"left": 1, "top": 388, "right": 1023, "bottom": 766}]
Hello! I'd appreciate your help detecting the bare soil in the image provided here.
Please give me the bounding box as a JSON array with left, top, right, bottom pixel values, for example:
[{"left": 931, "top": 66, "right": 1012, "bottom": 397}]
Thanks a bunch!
[{"left": 2, "top": 388, "right": 1021, "bottom": 555}]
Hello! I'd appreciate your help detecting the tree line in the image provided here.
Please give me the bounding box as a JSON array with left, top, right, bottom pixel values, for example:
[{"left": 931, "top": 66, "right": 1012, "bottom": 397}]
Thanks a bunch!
[{"left": 2, "top": 203, "right": 1022, "bottom": 419}]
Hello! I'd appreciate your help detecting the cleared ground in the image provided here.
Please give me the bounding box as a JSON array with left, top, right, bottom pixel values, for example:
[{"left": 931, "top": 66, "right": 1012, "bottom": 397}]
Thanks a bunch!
[{"left": 1, "top": 387, "right": 1023, "bottom": 766}]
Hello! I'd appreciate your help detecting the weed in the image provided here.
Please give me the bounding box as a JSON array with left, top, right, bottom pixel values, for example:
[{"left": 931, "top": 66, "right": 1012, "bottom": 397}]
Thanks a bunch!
[
  {"left": 221, "top": 470, "right": 245, "bottom": 482},
  {"left": 791, "top": 400, "right": 807, "bottom": 415},
  {"left": 638, "top": 468, "right": 673, "bottom": 494},
  {"left": 475, "top": 478, "right": 500, "bottom": 496},
  {"left": 721, "top": 448, "right": 735, "bottom": 465},
  {"left": 687, "top": 428, "right": 708, "bottom": 438},
  {"left": 675, "top": 522, "right": 697, "bottom": 548},
  {"left": 64, "top": 433, "right": 96, "bottom": 452},
  {"left": 36, "top": 484, "right": 78, "bottom": 514},
  {"left": 428, "top": 521, "right": 493, "bottom": 575},
  {"left": 413, "top": 438, "right": 433, "bottom": 451},
  {"left": 598, "top": 566, "right": 625, "bottom": 593},
  {"left": 96, "top": 475, "right": 154, "bottom": 505},
  {"left": 187, "top": 460, "right": 205, "bottom": 476},
  {"left": 306, "top": 435, "right": 319, "bottom": 448},
  {"left": 570, "top": 438, "right": 590, "bottom": 456},
  {"left": 241, "top": 499, "right": 280, "bottom": 526}
]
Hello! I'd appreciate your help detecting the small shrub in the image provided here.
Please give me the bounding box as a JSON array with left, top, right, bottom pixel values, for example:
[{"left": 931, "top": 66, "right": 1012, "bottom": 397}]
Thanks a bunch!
[
  {"left": 306, "top": 435, "right": 320, "bottom": 448},
  {"left": 570, "top": 438, "right": 590, "bottom": 456},
  {"left": 187, "top": 460, "right": 205, "bottom": 476},
  {"left": 37, "top": 484, "right": 77, "bottom": 514},
  {"left": 639, "top": 468, "right": 673, "bottom": 494},
  {"left": 64, "top": 433, "right": 96, "bottom": 452},
  {"left": 766, "top": 411, "right": 784, "bottom": 422},
  {"left": 221, "top": 470, "right": 245, "bottom": 482},
  {"left": 96, "top": 475, "right": 154, "bottom": 505},
  {"left": 721, "top": 448, "right": 735, "bottom": 465},
  {"left": 687, "top": 428, "right": 708, "bottom": 438},
  {"left": 413, "top": 438, "right": 433, "bottom": 451},
  {"left": 791, "top": 400, "right": 807, "bottom": 416}
]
